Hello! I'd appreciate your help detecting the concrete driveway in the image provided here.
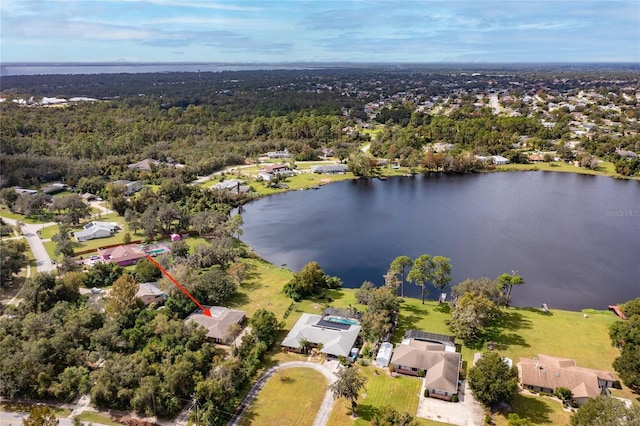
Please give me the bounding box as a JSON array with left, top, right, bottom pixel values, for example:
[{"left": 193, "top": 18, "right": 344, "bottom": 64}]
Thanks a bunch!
[{"left": 416, "top": 380, "right": 484, "bottom": 426}]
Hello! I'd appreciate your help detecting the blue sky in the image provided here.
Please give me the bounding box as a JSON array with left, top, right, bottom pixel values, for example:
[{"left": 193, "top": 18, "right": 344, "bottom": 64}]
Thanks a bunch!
[{"left": 1, "top": 0, "right": 639, "bottom": 63}]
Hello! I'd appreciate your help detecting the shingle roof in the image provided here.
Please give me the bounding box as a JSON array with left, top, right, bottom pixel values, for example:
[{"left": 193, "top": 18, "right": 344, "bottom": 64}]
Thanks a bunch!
[
  {"left": 518, "top": 355, "right": 616, "bottom": 399},
  {"left": 390, "top": 338, "right": 461, "bottom": 393},
  {"left": 281, "top": 313, "right": 361, "bottom": 357},
  {"left": 186, "top": 307, "right": 246, "bottom": 341}
]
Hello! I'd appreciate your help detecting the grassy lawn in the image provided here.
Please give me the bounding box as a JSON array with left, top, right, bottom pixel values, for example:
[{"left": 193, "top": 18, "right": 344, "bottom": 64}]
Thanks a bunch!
[
  {"left": 239, "top": 367, "right": 328, "bottom": 426},
  {"left": 497, "top": 161, "right": 638, "bottom": 180},
  {"left": 492, "top": 393, "right": 571, "bottom": 426},
  {"left": 0, "top": 208, "right": 44, "bottom": 224},
  {"left": 326, "top": 366, "right": 445, "bottom": 426},
  {"left": 0, "top": 402, "right": 72, "bottom": 418},
  {"left": 75, "top": 411, "right": 122, "bottom": 425}
]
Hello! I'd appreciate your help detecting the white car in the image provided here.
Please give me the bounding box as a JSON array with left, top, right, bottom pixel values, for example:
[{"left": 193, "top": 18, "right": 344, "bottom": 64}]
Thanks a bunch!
[{"left": 91, "top": 287, "right": 105, "bottom": 295}]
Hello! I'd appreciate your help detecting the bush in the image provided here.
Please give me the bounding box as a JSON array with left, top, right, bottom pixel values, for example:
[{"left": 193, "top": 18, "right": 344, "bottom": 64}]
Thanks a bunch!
[
  {"left": 418, "top": 369, "right": 425, "bottom": 377},
  {"left": 451, "top": 394, "right": 458, "bottom": 402},
  {"left": 424, "top": 388, "right": 429, "bottom": 397}
]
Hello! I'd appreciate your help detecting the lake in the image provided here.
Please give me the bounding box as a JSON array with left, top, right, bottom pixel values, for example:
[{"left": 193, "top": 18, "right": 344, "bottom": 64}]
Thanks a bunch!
[{"left": 239, "top": 172, "right": 640, "bottom": 311}]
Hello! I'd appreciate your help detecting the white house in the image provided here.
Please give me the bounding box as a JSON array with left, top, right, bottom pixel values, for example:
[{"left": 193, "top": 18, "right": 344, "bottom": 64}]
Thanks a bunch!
[{"left": 74, "top": 221, "right": 120, "bottom": 242}]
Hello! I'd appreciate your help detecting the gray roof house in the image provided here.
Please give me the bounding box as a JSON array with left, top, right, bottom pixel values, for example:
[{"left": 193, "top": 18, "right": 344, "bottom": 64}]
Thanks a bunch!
[
  {"left": 310, "top": 164, "right": 349, "bottom": 174},
  {"left": 211, "top": 179, "right": 250, "bottom": 194},
  {"left": 74, "top": 221, "right": 119, "bottom": 242},
  {"left": 281, "top": 313, "right": 361, "bottom": 358},
  {"left": 112, "top": 180, "right": 143, "bottom": 196}
]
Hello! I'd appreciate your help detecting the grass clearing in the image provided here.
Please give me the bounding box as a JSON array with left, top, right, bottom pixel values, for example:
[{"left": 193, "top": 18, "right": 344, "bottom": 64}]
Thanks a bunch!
[
  {"left": 239, "top": 367, "right": 327, "bottom": 426},
  {"left": 326, "top": 366, "right": 444, "bottom": 426},
  {"left": 497, "top": 161, "right": 637, "bottom": 179},
  {"left": 492, "top": 393, "right": 571, "bottom": 425},
  {"left": 75, "top": 411, "right": 122, "bottom": 425},
  {"left": 0, "top": 402, "right": 71, "bottom": 418}
]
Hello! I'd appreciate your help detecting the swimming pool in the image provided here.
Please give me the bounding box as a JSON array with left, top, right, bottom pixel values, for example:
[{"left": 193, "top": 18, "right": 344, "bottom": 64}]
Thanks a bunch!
[{"left": 325, "top": 316, "right": 359, "bottom": 325}]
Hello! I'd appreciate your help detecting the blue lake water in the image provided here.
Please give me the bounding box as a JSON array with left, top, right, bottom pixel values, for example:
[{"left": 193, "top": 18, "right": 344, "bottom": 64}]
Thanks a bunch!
[{"left": 238, "top": 172, "right": 640, "bottom": 311}]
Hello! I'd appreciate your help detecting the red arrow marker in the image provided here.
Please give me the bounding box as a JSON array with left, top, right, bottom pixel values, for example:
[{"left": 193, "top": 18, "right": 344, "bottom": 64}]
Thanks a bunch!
[{"left": 145, "top": 255, "right": 211, "bottom": 317}]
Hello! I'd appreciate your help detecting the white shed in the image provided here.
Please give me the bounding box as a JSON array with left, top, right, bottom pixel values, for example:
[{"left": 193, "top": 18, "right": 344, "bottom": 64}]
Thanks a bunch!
[{"left": 375, "top": 342, "right": 393, "bottom": 367}]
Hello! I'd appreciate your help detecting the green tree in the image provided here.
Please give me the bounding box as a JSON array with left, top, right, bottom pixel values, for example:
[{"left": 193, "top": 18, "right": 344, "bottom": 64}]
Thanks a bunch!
[
  {"left": 507, "top": 413, "right": 533, "bottom": 426},
  {"left": 361, "top": 285, "right": 400, "bottom": 342},
  {"left": 431, "top": 256, "right": 451, "bottom": 303},
  {"left": 497, "top": 271, "right": 525, "bottom": 302},
  {"left": 372, "top": 405, "right": 418, "bottom": 426},
  {"left": 249, "top": 309, "right": 279, "bottom": 348},
  {"left": 468, "top": 352, "right": 518, "bottom": 408},
  {"left": 135, "top": 257, "right": 162, "bottom": 283},
  {"left": 452, "top": 277, "right": 505, "bottom": 306},
  {"left": 0, "top": 239, "right": 28, "bottom": 286},
  {"left": 104, "top": 274, "right": 140, "bottom": 318},
  {"left": 349, "top": 151, "right": 373, "bottom": 178},
  {"left": 570, "top": 395, "right": 640, "bottom": 426},
  {"left": 283, "top": 261, "right": 342, "bottom": 300},
  {"left": 449, "top": 291, "right": 500, "bottom": 343},
  {"left": 329, "top": 366, "right": 367, "bottom": 417},
  {"left": 22, "top": 405, "right": 59, "bottom": 426},
  {"left": 49, "top": 194, "right": 90, "bottom": 225},
  {"left": 83, "top": 262, "right": 123, "bottom": 288},
  {"left": 612, "top": 345, "right": 640, "bottom": 392},
  {"left": 390, "top": 255, "right": 412, "bottom": 297},
  {"left": 407, "top": 254, "right": 433, "bottom": 304}
]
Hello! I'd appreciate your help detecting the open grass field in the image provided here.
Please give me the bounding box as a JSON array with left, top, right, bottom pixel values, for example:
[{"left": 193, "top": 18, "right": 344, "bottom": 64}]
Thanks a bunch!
[
  {"left": 238, "top": 367, "right": 328, "bottom": 426},
  {"left": 75, "top": 411, "right": 122, "bottom": 425},
  {"left": 497, "top": 160, "right": 637, "bottom": 180}
]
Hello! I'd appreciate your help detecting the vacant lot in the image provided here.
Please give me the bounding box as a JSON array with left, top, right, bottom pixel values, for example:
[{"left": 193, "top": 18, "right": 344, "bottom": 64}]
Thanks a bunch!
[{"left": 239, "top": 367, "right": 328, "bottom": 426}]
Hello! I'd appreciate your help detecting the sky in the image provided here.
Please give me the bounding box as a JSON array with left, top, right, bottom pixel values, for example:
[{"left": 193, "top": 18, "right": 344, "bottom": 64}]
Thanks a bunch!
[{"left": 1, "top": 0, "right": 639, "bottom": 64}]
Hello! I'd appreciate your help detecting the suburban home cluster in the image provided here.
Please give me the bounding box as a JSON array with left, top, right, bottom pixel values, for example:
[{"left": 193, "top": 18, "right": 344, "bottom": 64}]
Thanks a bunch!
[{"left": 281, "top": 309, "right": 463, "bottom": 402}]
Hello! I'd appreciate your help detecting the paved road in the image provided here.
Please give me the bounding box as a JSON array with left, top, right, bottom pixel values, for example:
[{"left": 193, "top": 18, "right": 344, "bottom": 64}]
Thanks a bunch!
[
  {"left": 0, "top": 410, "right": 75, "bottom": 426},
  {"left": 1, "top": 217, "right": 55, "bottom": 273},
  {"left": 227, "top": 361, "right": 338, "bottom": 426}
]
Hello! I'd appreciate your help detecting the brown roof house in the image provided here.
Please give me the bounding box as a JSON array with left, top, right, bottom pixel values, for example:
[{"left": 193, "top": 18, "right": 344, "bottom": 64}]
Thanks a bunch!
[
  {"left": 185, "top": 306, "right": 246, "bottom": 344},
  {"left": 390, "top": 332, "right": 461, "bottom": 401},
  {"left": 518, "top": 354, "right": 617, "bottom": 406},
  {"left": 136, "top": 282, "right": 167, "bottom": 306},
  {"left": 390, "top": 341, "right": 461, "bottom": 400}
]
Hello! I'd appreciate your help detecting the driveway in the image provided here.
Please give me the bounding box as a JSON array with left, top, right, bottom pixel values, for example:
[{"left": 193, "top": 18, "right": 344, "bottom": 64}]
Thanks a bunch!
[
  {"left": 416, "top": 380, "right": 484, "bottom": 426},
  {"left": 227, "top": 361, "right": 338, "bottom": 426}
]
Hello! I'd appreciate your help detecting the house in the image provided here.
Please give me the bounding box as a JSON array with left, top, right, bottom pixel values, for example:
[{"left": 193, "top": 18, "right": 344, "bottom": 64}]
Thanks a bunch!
[
  {"left": 112, "top": 180, "right": 143, "bottom": 196},
  {"left": 128, "top": 158, "right": 161, "bottom": 172},
  {"left": 390, "top": 338, "right": 461, "bottom": 401},
  {"left": 266, "top": 150, "right": 291, "bottom": 159},
  {"left": 185, "top": 306, "right": 246, "bottom": 344},
  {"left": 211, "top": 179, "right": 250, "bottom": 194},
  {"left": 518, "top": 354, "right": 617, "bottom": 406},
  {"left": 80, "top": 193, "right": 99, "bottom": 202},
  {"left": 258, "top": 164, "right": 294, "bottom": 181},
  {"left": 491, "top": 155, "right": 510, "bottom": 165},
  {"left": 99, "top": 244, "right": 147, "bottom": 266},
  {"left": 14, "top": 187, "right": 38, "bottom": 195},
  {"left": 74, "top": 221, "right": 119, "bottom": 242},
  {"left": 136, "top": 282, "right": 167, "bottom": 306},
  {"left": 375, "top": 342, "right": 393, "bottom": 367},
  {"left": 310, "top": 164, "right": 349, "bottom": 174},
  {"left": 40, "top": 183, "right": 67, "bottom": 195},
  {"left": 281, "top": 312, "right": 361, "bottom": 359}
]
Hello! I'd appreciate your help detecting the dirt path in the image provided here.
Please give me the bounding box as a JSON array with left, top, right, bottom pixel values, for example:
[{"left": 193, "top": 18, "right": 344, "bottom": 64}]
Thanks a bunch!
[{"left": 227, "top": 361, "right": 338, "bottom": 426}]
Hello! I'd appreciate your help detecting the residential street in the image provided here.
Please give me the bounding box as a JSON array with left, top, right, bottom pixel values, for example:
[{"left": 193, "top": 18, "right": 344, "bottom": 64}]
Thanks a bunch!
[{"left": 1, "top": 217, "right": 55, "bottom": 273}]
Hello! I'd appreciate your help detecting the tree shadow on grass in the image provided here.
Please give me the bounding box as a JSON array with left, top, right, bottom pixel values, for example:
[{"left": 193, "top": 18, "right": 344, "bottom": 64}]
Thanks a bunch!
[
  {"left": 228, "top": 292, "right": 250, "bottom": 308},
  {"left": 356, "top": 404, "right": 379, "bottom": 422},
  {"left": 501, "top": 393, "right": 554, "bottom": 425}
]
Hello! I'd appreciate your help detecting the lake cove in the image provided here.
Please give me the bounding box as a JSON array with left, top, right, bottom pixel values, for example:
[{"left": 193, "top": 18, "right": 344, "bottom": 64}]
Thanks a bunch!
[{"left": 239, "top": 172, "right": 640, "bottom": 311}]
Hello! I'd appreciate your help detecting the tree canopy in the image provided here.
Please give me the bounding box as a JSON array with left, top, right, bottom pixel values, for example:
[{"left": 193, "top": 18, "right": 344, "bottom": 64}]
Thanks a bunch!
[{"left": 468, "top": 351, "right": 518, "bottom": 408}]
